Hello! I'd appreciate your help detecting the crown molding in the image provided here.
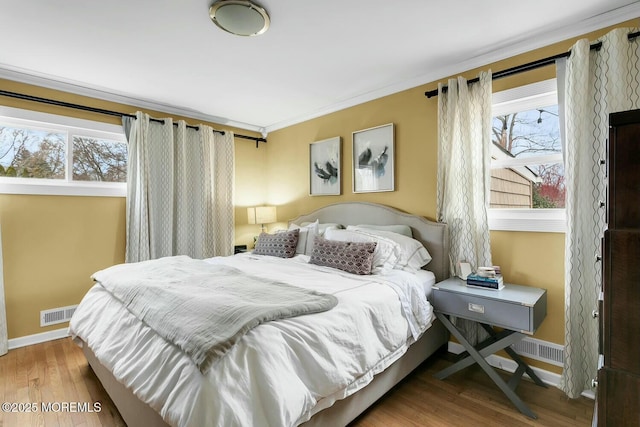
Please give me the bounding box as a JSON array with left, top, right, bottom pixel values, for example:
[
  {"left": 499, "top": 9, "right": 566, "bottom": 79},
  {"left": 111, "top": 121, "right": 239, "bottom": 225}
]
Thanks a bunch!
[
  {"left": 265, "top": 2, "right": 640, "bottom": 133},
  {"left": 0, "top": 65, "right": 264, "bottom": 134}
]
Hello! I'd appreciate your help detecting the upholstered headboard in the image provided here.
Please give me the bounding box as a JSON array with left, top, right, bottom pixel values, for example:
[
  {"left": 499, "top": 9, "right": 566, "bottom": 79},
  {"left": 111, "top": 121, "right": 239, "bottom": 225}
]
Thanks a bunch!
[{"left": 289, "top": 202, "right": 449, "bottom": 283}]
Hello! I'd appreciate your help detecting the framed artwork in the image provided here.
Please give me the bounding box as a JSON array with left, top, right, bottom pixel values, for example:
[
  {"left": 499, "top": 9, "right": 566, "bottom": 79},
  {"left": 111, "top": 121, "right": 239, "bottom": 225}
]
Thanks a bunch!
[
  {"left": 352, "top": 123, "right": 394, "bottom": 193},
  {"left": 309, "top": 136, "right": 341, "bottom": 196}
]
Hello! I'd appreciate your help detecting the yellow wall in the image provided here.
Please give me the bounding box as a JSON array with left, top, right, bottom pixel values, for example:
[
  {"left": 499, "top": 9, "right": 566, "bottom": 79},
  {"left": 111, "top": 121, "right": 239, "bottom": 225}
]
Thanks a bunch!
[
  {"left": 0, "top": 78, "right": 264, "bottom": 339},
  {"left": 1, "top": 19, "right": 637, "bottom": 377},
  {"left": 0, "top": 195, "right": 125, "bottom": 338},
  {"left": 264, "top": 19, "right": 639, "bottom": 374}
]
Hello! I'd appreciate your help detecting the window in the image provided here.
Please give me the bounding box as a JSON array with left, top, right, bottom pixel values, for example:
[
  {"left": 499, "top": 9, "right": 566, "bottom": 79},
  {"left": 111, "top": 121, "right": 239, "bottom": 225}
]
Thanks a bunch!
[
  {"left": 0, "top": 106, "right": 127, "bottom": 196},
  {"left": 72, "top": 135, "right": 127, "bottom": 182},
  {"left": 488, "top": 79, "right": 565, "bottom": 232}
]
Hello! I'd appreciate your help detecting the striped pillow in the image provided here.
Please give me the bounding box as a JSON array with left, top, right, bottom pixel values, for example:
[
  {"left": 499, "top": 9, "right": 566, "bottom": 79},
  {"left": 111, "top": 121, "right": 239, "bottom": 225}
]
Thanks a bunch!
[{"left": 288, "top": 220, "right": 319, "bottom": 256}]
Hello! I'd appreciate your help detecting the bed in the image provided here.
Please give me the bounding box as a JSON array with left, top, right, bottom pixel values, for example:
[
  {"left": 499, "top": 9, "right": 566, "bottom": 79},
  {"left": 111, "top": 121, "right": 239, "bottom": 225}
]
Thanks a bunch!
[{"left": 70, "top": 201, "right": 450, "bottom": 427}]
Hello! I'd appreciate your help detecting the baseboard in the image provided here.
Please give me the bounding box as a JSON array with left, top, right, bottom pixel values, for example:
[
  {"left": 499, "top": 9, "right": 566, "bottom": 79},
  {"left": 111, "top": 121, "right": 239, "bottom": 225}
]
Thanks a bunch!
[
  {"left": 8, "top": 328, "right": 70, "bottom": 350},
  {"left": 447, "top": 342, "right": 595, "bottom": 400}
]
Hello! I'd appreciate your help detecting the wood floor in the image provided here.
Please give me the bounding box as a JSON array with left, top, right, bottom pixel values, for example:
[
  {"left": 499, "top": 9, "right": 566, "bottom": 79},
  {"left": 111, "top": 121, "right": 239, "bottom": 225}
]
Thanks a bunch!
[
  {"left": 0, "top": 338, "right": 594, "bottom": 427},
  {"left": 351, "top": 352, "right": 594, "bottom": 427},
  {"left": 0, "top": 338, "right": 125, "bottom": 427}
]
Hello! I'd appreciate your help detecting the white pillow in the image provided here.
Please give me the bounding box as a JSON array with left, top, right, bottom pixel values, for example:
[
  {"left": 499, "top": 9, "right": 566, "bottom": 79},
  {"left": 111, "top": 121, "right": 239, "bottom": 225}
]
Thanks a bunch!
[
  {"left": 289, "top": 220, "right": 319, "bottom": 256},
  {"left": 354, "top": 224, "right": 413, "bottom": 238},
  {"left": 346, "top": 226, "right": 432, "bottom": 272},
  {"left": 301, "top": 222, "right": 344, "bottom": 235},
  {"left": 323, "top": 228, "right": 400, "bottom": 274}
]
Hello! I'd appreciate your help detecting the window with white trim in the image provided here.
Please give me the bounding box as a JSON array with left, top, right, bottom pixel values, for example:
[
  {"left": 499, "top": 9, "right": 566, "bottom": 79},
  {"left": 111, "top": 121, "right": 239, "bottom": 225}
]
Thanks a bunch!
[
  {"left": 488, "top": 79, "right": 566, "bottom": 232},
  {"left": 0, "top": 106, "right": 127, "bottom": 197}
]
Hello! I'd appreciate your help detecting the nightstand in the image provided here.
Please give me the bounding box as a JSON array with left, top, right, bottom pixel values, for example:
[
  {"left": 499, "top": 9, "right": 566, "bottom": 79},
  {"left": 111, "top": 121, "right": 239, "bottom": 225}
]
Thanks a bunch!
[{"left": 430, "top": 277, "right": 548, "bottom": 419}]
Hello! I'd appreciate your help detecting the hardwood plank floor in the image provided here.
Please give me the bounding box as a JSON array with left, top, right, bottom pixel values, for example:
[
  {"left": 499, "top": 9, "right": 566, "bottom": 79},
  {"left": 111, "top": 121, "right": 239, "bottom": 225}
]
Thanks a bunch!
[
  {"left": 0, "top": 338, "right": 593, "bottom": 426},
  {"left": 351, "top": 352, "right": 594, "bottom": 427},
  {"left": 0, "top": 338, "right": 125, "bottom": 427}
]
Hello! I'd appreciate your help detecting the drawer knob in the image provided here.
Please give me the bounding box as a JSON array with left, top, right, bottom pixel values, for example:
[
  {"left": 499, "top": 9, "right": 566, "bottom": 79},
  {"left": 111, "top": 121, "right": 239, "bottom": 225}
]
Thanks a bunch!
[
  {"left": 599, "top": 159, "right": 606, "bottom": 165},
  {"left": 592, "top": 309, "right": 599, "bottom": 319},
  {"left": 591, "top": 379, "right": 598, "bottom": 388},
  {"left": 598, "top": 200, "right": 605, "bottom": 208},
  {"left": 595, "top": 254, "right": 602, "bottom": 263}
]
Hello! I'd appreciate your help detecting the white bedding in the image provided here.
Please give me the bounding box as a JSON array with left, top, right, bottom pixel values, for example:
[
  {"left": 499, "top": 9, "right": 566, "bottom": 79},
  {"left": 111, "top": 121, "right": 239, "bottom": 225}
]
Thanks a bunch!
[
  {"left": 415, "top": 268, "right": 437, "bottom": 297},
  {"left": 69, "top": 253, "right": 435, "bottom": 427}
]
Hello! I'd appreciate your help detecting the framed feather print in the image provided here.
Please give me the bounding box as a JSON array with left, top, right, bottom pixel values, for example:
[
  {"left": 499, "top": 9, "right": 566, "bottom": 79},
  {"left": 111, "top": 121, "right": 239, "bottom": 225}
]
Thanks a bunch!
[
  {"left": 352, "top": 123, "right": 394, "bottom": 193},
  {"left": 309, "top": 136, "right": 341, "bottom": 196}
]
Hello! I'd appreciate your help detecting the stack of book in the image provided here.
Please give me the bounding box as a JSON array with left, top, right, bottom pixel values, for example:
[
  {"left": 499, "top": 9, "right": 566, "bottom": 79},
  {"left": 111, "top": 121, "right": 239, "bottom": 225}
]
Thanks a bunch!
[{"left": 466, "top": 273, "right": 504, "bottom": 290}]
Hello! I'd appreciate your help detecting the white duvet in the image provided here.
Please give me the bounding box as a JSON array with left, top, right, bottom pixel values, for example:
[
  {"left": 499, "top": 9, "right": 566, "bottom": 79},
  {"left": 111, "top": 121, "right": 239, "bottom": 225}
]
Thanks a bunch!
[{"left": 69, "top": 253, "right": 435, "bottom": 427}]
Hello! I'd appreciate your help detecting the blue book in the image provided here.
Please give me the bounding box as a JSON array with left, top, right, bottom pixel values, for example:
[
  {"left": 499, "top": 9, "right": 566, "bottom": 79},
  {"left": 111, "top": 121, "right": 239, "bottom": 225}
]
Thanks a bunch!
[{"left": 466, "top": 274, "right": 504, "bottom": 290}]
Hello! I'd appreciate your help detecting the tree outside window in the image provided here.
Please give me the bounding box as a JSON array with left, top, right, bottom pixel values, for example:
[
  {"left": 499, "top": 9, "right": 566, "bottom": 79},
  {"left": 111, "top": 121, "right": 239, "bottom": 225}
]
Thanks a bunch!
[
  {"left": 0, "top": 126, "right": 65, "bottom": 179},
  {"left": 73, "top": 136, "right": 127, "bottom": 182},
  {"left": 0, "top": 125, "right": 126, "bottom": 183},
  {"left": 491, "top": 105, "right": 565, "bottom": 209}
]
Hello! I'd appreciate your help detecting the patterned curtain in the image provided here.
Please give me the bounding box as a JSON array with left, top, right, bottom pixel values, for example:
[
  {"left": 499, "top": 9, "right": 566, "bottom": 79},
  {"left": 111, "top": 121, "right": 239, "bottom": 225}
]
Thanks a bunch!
[
  {"left": 437, "top": 71, "right": 493, "bottom": 344},
  {"left": 559, "top": 27, "right": 640, "bottom": 398},
  {"left": 124, "top": 111, "right": 235, "bottom": 263}
]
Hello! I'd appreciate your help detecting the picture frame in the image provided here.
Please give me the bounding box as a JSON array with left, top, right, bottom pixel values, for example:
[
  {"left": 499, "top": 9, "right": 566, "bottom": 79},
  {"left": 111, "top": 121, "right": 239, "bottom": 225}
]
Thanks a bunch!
[
  {"left": 352, "top": 123, "right": 394, "bottom": 193},
  {"left": 309, "top": 136, "right": 341, "bottom": 196}
]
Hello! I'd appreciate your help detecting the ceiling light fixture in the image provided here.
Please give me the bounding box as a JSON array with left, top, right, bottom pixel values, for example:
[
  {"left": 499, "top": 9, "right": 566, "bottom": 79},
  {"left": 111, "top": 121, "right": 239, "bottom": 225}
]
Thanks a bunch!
[{"left": 209, "top": 0, "right": 270, "bottom": 37}]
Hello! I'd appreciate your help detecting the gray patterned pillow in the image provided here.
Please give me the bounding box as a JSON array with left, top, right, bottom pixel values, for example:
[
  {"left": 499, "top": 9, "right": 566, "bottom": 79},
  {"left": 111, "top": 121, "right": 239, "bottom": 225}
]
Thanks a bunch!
[
  {"left": 253, "top": 229, "right": 299, "bottom": 258},
  {"left": 310, "top": 236, "right": 377, "bottom": 275}
]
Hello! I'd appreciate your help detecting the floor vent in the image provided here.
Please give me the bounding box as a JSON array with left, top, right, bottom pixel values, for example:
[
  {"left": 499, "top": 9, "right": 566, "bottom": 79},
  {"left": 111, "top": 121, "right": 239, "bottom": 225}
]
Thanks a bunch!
[
  {"left": 40, "top": 305, "right": 78, "bottom": 327},
  {"left": 511, "top": 337, "right": 564, "bottom": 367}
]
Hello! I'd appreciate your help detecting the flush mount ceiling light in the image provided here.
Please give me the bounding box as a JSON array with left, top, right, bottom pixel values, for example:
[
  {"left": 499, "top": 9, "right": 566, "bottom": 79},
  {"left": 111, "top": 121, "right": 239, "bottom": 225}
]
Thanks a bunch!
[{"left": 209, "top": 0, "right": 270, "bottom": 37}]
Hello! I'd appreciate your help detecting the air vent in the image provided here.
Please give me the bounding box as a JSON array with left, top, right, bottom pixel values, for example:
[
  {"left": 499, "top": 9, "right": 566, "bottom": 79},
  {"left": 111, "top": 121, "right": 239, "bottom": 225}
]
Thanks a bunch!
[
  {"left": 40, "top": 305, "right": 78, "bottom": 327},
  {"left": 511, "top": 337, "right": 564, "bottom": 367}
]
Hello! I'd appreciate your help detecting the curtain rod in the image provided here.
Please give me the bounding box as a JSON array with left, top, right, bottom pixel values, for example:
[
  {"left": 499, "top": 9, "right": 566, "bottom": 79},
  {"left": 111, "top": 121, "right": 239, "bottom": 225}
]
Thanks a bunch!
[
  {"left": 0, "top": 89, "right": 267, "bottom": 145},
  {"left": 424, "top": 30, "right": 640, "bottom": 98}
]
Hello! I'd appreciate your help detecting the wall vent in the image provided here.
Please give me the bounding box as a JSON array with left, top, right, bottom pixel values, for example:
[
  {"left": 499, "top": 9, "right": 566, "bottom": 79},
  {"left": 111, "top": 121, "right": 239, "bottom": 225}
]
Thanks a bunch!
[
  {"left": 511, "top": 336, "right": 564, "bottom": 367},
  {"left": 40, "top": 305, "right": 78, "bottom": 327}
]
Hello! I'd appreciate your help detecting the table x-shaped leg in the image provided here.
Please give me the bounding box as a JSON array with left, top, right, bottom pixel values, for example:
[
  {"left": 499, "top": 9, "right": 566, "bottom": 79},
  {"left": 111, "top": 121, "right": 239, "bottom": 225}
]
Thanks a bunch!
[
  {"left": 478, "top": 323, "right": 547, "bottom": 389},
  {"left": 434, "top": 311, "right": 543, "bottom": 419}
]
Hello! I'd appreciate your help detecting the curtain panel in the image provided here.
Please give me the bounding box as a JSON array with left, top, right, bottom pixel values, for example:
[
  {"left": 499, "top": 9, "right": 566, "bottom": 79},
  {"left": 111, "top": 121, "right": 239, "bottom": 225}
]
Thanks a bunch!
[
  {"left": 124, "top": 112, "right": 235, "bottom": 263},
  {"left": 559, "top": 27, "right": 640, "bottom": 398},
  {"left": 436, "top": 71, "right": 493, "bottom": 344}
]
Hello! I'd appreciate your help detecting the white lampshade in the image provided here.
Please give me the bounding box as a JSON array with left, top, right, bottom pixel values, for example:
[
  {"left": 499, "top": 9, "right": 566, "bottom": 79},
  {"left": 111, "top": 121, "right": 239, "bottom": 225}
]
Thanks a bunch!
[{"left": 247, "top": 206, "right": 277, "bottom": 225}]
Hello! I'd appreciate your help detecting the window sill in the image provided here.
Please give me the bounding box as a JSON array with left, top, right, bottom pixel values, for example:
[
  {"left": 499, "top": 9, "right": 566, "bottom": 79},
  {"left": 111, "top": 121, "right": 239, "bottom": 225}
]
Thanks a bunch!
[
  {"left": 488, "top": 209, "right": 566, "bottom": 233},
  {"left": 0, "top": 179, "right": 126, "bottom": 197}
]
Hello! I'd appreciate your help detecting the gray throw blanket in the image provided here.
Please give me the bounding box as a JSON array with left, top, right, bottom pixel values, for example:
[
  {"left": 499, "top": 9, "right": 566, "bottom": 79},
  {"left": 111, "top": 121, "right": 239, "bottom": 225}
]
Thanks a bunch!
[{"left": 91, "top": 256, "right": 338, "bottom": 373}]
